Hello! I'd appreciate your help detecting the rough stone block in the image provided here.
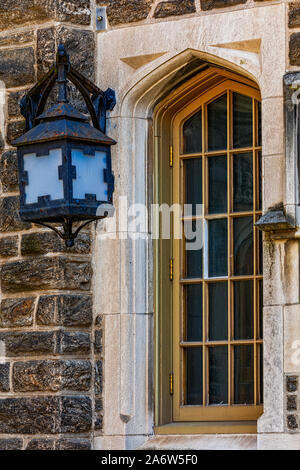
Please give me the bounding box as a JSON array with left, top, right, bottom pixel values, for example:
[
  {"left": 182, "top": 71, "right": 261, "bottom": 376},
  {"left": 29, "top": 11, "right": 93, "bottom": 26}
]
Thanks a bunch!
[
  {"left": 36, "top": 27, "right": 56, "bottom": 80},
  {"left": 60, "top": 396, "right": 92, "bottom": 433},
  {"left": 98, "top": 0, "right": 153, "bottom": 26},
  {"left": 57, "top": 294, "right": 93, "bottom": 327},
  {"left": 0, "top": 31, "right": 34, "bottom": 47},
  {"left": 21, "top": 231, "right": 91, "bottom": 256},
  {"left": 0, "top": 132, "right": 4, "bottom": 151},
  {"left": 13, "top": 360, "right": 92, "bottom": 392},
  {"left": 0, "top": 236, "right": 19, "bottom": 258},
  {"left": 95, "top": 360, "right": 103, "bottom": 395},
  {"left": 1, "top": 256, "right": 92, "bottom": 293},
  {"left": 36, "top": 295, "right": 56, "bottom": 326},
  {"left": 36, "top": 294, "right": 93, "bottom": 327},
  {"left": 200, "top": 0, "right": 247, "bottom": 10},
  {"left": 0, "top": 196, "right": 31, "bottom": 233},
  {"left": 287, "top": 395, "right": 297, "bottom": 411},
  {"left": 287, "top": 376, "right": 298, "bottom": 393},
  {"left": 56, "top": 0, "right": 91, "bottom": 25},
  {"left": 0, "top": 363, "right": 9, "bottom": 392},
  {"left": 0, "top": 397, "right": 59, "bottom": 434},
  {"left": 95, "top": 398, "right": 103, "bottom": 412},
  {"left": 0, "top": 47, "right": 35, "bottom": 87},
  {"left": 7, "top": 91, "right": 27, "bottom": 119},
  {"left": 94, "top": 417, "right": 103, "bottom": 430},
  {"left": 0, "top": 297, "right": 35, "bottom": 328},
  {"left": 0, "top": 396, "right": 92, "bottom": 434},
  {"left": 26, "top": 439, "right": 54, "bottom": 450},
  {"left": 55, "top": 438, "right": 91, "bottom": 450},
  {"left": 94, "top": 330, "right": 102, "bottom": 354},
  {"left": 0, "top": 438, "right": 23, "bottom": 450},
  {"left": 287, "top": 414, "right": 298, "bottom": 430},
  {"left": 154, "top": 0, "right": 195, "bottom": 18},
  {"left": 7, "top": 120, "right": 26, "bottom": 145},
  {"left": 0, "top": 1, "right": 53, "bottom": 30},
  {"left": 62, "top": 360, "right": 92, "bottom": 391},
  {"left": 0, "top": 331, "right": 55, "bottom": 356},
  {"left": 290, "top": 33, "right": 300, "bottom": 66},
  {"left": 0, "top": 1, "right": 90, "bottom": 31},
  {"left": 58, "top": 331, "right": 91, "bottom": 354},
  {"left": 289, "top": 3, "right": 300, "bottom": 28},
  {"left": 13, "top": 360, "right": 61, "bottom": 392},
  {"left": 0, "top": 150, "right": 19, "bottom": 193}
]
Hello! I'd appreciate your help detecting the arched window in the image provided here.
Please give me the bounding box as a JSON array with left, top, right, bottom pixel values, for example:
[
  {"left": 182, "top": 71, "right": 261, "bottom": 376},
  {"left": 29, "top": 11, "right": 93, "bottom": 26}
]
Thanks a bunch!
[{"left": 168, "top": 78, "right": 263, "bottom": 425}]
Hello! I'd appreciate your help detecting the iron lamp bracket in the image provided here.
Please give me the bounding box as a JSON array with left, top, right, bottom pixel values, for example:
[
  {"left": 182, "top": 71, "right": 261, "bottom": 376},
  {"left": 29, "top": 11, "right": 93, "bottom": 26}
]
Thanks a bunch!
[{"left": 20, "top": 45, "right": 116, "bottom": 134}]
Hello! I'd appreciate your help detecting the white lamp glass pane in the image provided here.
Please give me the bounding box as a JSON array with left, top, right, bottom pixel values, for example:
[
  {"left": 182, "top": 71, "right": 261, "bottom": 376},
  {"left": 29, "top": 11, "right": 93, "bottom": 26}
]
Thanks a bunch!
[
  {"left": 24, "top": 148, "right": 64, "bottom": 204},
  {"left": 72, "top": 149, "right": 108, "bottom": 201}
]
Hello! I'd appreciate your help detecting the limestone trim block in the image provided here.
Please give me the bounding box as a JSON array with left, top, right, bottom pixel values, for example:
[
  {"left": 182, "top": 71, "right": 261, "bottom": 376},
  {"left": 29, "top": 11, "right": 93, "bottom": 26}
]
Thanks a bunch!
[
  {"left": 257, "top": 306, "right": 284, "bottom": 433},
  {"left": 200, "top": 0, "right": 247, "bottom": 11},
  {"left": 97, "top": 0, "right": 154, "bottom": 26},
  {"left": 154, "top": 1, "right": 196, "bottom": 18},
  {"left": 284, "top": 304, "right": 300, "bottom": 374},
  {"left": 0, "top": 0, "right": 91, "bottom": 32}
]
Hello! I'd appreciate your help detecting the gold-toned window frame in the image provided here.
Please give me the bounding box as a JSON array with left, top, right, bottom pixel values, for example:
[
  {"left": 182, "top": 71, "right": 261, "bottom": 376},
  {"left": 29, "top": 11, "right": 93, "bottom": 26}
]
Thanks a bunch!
[
  {"left": 173, "top": 80, "right": 262, "bottom": 422},
  {"left": 153, "top": 67, "right": 263, "bottom": 433}
]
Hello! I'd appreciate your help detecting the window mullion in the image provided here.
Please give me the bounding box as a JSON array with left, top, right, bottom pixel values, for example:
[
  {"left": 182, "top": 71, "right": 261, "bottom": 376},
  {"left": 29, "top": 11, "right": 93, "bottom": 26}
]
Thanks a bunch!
[
  {"left": 253, "top": 98, "right": 258, "bottom": 406},
  {"left": 202, "top": 103, "right": 206, "bottom": 407},
  {"left": 227, "top": 89, "right": 232, "bottom": 406}
]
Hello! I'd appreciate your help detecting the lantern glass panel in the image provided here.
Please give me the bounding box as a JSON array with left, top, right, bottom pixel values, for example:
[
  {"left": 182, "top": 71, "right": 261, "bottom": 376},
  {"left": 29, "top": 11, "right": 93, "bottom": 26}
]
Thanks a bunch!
[
  {"left": 72, "top": 149, "right": 108, "bottom": 201},
  {"left": 24, "top": 148, "right": 64, "bottom": 204}
]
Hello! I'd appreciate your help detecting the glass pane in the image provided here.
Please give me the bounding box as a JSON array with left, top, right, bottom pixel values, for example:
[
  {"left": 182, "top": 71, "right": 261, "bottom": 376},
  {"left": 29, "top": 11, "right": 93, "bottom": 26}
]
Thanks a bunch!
[
  {"left": 259, "top": 344, "right": 263, "bottom": 404},
  {"left": 183, "top": 110, "right": 202, "bottom": 154},
  {"left": 233, "top": 216, "right": 253, "bottom": 276},
  {"left": 208, "top": 155, "right": 227, "bottom": 214},
  {"left": 185, "top": 158, "right": 202, "bottom": 216},
  {"left": 258, "top": 101, "right": 262, "bottom": 147},
  {"left": 186, "top": 220, "right": 203, "bottom": 278},
  {"left": 258, "top": 227, "right": 263, "bottom": 275},
  {"left": 207, "top": 94, "right": 227, "bottom": 151},
  {"left": 258, "top": 151, "right": 262, "bottom": 210},
  {"left": 234, "top": 280, "right": 254, "bottom": 340},
  {"left": 233, "top": 93, "right": 253, "bottom": 149},
  {"left": 24, "top": 148, "right": 64, "bottom": 204},
  {"left": 259, "top": 279, "right": 263, "bottom": 339},
  {"left": 233, "top": 153, "right": 253, "bottom": 212},
  {"left": 234, "top": 345, "right": 254, "bottom": 404},
  {"left": 185, "top": 284, "right": 202, "bottom": 342},
  {"left": 208, "top": 282, "right": 228, "bottom": 341},
  {"left": 72, "top": 149, "right": 108, "bottom": 201},
  {"left": 209, "top": 346, "right": 228, "bottom": 405},
  {"left": 208, "top": 219, "right": 228, "bottom": 277},
  {"left": 186, "top": 347, "right": 203, "bottom": 405}
]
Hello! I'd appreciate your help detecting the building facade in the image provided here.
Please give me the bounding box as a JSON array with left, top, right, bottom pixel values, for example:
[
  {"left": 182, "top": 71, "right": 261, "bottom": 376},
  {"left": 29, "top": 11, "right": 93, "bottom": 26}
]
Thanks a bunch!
[{"left": 0, "top": 0, "right": 299, "bottom": 450}]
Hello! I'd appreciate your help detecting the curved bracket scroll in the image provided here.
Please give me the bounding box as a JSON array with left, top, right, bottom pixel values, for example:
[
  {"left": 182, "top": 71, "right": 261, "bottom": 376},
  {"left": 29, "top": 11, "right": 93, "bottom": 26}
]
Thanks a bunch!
[{"left": 20, "top": 45, "right": 116, "bottom": 134}]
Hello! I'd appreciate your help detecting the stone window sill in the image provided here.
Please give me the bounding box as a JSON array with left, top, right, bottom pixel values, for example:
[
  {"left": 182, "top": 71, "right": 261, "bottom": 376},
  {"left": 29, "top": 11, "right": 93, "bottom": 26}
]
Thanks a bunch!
[
  {"left": 154, "top": 421, "right": 257, "bottom": 435},
  {"left": 140, "top": 428, "right": 257, "bottom": 450}
]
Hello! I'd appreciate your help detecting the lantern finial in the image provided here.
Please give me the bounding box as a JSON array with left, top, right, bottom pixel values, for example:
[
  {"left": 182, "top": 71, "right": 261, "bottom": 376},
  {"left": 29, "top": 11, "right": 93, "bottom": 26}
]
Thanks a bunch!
[
  {"left": 56, "top": 43, "right": 69, "bottom": 104},
  {"left": 13, "top": 45, "right": 116, "bottom": 247}
]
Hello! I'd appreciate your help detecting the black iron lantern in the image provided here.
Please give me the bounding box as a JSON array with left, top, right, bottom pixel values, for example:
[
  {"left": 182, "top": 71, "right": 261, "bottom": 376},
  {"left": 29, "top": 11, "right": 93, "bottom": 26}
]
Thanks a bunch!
[{"left": 13, "top": 44, "right": 116, "bottom": 247}]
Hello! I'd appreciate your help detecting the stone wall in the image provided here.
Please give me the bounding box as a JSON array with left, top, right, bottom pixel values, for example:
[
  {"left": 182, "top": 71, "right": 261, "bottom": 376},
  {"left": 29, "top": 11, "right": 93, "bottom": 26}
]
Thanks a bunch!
[
  {"left": 0, "top": 0, "right": 299, "bottom": 451},
  {"left": 95, "top": 0, "right": 298, "bottom": 72},
  {"left": 0, "top": 3, "right": 103, "bottom": 451},
  {"left": 289, "top": 3, "right": 300, "bottom": 66},
  {"left": 96, "top": 0, "right": 278, "bottom": 27}
]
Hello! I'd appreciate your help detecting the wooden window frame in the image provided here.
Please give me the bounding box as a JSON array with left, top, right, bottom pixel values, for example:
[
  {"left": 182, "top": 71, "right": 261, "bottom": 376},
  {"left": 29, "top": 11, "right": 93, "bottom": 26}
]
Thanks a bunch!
[{"left": 172, "top": 80, "right": 263, "bottom": 423}]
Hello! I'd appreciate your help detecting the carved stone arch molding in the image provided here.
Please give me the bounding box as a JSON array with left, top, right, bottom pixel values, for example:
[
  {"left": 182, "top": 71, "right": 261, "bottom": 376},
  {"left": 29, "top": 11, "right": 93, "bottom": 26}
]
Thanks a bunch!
[{"left": 93, "top": 4, "right": 286, "bottom": 449}]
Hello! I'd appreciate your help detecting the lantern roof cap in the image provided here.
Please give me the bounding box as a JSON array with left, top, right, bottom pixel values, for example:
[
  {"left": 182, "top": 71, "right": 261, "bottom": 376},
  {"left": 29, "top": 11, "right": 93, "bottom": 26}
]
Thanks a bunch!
[
  {"left": 35, "top": 102, "right": 89, "bottom": 123},
  {"left": 13, "top": 102, "right": 116, "bottom": 147}
]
